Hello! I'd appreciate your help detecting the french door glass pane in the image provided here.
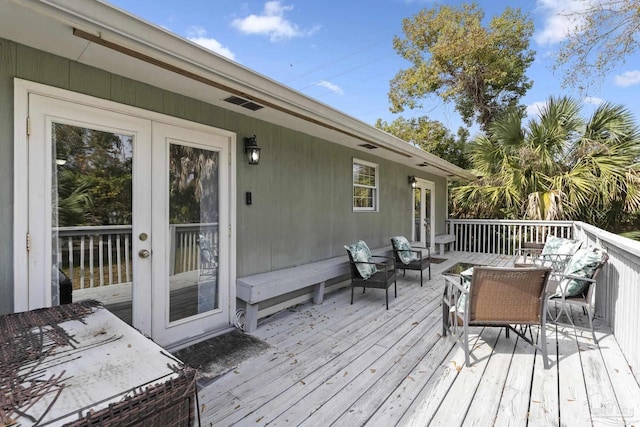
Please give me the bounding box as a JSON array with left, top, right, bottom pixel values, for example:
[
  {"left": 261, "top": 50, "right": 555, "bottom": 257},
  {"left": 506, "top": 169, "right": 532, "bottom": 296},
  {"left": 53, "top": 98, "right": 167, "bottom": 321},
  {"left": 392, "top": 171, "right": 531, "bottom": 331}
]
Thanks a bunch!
[
  {"left": 168, "top": 143, "right": 220, "bottom": 322},
  {"left": 425, "top": 189, "right": 432, "bottom": 247},
  {"left": 52, "top": 123, "right": 134, "bottom": 324},
  {"left": 414, "top": 188, "right": 421, "bottom": 241}
]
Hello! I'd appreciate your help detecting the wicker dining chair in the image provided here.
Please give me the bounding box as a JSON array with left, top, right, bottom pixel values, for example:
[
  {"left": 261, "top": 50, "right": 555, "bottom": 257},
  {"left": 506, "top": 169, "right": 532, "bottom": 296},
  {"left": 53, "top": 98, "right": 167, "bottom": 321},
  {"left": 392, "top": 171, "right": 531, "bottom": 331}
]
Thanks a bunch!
[{"left": 443, "top": 266, "right": 552, "bottom": 369}]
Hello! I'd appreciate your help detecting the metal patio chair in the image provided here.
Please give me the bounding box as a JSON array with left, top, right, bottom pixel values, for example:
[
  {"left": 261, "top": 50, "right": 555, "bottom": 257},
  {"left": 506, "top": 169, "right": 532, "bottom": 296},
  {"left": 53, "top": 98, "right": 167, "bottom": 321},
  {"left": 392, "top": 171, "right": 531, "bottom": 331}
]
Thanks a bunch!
[
  {"left": 443, "top": 266, "right": 552, "bottom": 369},
  {"left": 199, "top": 233, "right": 218, "bottom": 278},
  {"left": 547, "top": 247, "right": 609, "bottom": 343},
  {"left": 345, "top": 241, "right": 397, "bottom": 309},
  {"left": 514, "top": 235, "right": 582, "bottom": 272},
  {"left": 390, "top": 236, "right": 431, "bottom": 286}
]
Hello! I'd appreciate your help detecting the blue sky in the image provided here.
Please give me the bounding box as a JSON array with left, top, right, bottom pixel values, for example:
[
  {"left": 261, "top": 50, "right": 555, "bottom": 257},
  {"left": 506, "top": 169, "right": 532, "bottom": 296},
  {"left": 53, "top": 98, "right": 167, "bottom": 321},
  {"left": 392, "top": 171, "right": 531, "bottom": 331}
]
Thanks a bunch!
[{"left": 107, "top": 0, "right": 640, "bottom": 136}]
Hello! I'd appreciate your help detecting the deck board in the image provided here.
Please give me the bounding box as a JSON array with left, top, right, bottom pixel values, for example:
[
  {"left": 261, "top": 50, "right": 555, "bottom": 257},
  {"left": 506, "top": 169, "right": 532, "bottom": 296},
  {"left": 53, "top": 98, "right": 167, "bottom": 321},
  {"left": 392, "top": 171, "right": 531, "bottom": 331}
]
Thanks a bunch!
[
  {"left": 528, "top": 325, "right": 560, "bottom": 426},
  {"left": 197, "top": 252, "right": 640, "bottom": 426},
  {"left": 493, "top": 335, "right": 536, "bottom": 426}
]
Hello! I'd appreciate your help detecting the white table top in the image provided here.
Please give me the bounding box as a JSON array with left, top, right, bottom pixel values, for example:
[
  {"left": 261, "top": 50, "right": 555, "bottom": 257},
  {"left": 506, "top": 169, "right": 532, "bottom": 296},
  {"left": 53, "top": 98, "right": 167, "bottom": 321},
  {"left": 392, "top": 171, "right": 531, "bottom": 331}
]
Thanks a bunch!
[{"left": 7, "top": 305, "right": 183, "bottom": 426}]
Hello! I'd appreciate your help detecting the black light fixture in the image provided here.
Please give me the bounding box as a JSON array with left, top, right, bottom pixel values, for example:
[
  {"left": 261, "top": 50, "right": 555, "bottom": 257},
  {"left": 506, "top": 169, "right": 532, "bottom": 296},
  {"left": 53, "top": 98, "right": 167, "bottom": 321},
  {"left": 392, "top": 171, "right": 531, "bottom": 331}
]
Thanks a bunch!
[
  {"left": 408, "top": 175, "right": 417, "bottom": 188},
  {"left": 243, "top": 135, "right": 261, "bottom": 165}
]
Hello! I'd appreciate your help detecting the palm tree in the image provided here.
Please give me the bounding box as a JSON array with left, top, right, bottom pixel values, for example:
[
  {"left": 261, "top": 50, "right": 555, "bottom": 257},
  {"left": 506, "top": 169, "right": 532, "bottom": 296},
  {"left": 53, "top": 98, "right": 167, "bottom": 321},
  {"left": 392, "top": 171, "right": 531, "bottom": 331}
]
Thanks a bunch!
[
  {"left": 451, "top": 96, "right": 640, "bottom": 232},
  {"left": 55, "top": 168, "right": 93, "bottom": 227}
]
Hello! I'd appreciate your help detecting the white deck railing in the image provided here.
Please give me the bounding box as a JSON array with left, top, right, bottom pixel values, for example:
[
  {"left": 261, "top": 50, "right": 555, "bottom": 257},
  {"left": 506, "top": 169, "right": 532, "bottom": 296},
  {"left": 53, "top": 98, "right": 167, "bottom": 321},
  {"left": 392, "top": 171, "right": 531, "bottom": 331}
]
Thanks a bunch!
[
  {"left": 447, "top": 219, "right": 640, "bottom": 377},
  {"left": 571, "top": 221, "right": 640, "bottom": 376},
  {"left": 55, "top": 223, "right": 218, "bottom": 289},
  {"left": 446, "top": 219, "right": 575, "bottom": 255},
  {"left": 55, "top": 225, "right": 132, "bottom": 289}
]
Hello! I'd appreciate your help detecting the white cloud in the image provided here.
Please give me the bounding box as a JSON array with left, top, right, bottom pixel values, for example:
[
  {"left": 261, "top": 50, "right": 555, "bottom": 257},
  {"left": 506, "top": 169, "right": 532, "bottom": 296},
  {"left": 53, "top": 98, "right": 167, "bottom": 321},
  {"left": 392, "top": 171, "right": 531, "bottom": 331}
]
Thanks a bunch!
[
  {"left": 316, "top": 81, "right": 344, "bottom": 95},
  {"left": 526, "top": 101, "right": 547, "bottom": 118},
  {"left": 614, "top": 70, "right": 640, "bottom": 87},
  {"left": 583, "top": 96, "right": 604, "bottom": 105},
  {"left": 231, "top": 1, "right": 319, "bottom": 42},
  {"left": 534, "top": 0, "right": 591, "bottom": 46},
  {"left": 187, "top": 26, "right": 235, "bottom": 60}
]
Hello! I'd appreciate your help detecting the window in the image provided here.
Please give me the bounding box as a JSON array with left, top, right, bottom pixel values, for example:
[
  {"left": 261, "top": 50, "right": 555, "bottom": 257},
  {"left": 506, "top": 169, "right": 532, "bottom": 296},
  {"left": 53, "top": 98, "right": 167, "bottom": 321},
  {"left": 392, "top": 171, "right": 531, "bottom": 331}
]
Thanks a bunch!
[{"left": 353, "top": 159, "right": 378, "bottom": 211}]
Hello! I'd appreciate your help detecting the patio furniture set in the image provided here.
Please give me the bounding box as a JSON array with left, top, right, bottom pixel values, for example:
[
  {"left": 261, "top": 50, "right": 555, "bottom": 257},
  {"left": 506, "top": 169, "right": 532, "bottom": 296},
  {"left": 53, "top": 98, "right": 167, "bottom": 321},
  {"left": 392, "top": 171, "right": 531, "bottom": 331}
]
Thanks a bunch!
[
  {"left": 344, "top": 236, "right": 431, "bottom": 310},
  {"left": 346, "top": 235, "right": 608, "bottom": 370}
]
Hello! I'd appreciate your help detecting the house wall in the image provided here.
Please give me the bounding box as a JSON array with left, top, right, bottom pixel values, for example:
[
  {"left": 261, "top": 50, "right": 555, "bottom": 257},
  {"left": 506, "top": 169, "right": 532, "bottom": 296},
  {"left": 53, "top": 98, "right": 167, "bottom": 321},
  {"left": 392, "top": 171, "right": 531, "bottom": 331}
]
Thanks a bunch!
[{"left": 0, "top": 38, "right": 447, "bottom": 314}]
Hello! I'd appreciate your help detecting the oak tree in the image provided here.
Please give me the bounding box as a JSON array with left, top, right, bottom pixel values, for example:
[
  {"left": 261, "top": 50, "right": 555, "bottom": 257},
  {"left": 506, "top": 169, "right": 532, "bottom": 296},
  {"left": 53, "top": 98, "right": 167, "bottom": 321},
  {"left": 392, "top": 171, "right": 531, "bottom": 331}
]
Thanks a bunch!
[{"left": 389, "top": 3, "right": 535, "bottom": 129}]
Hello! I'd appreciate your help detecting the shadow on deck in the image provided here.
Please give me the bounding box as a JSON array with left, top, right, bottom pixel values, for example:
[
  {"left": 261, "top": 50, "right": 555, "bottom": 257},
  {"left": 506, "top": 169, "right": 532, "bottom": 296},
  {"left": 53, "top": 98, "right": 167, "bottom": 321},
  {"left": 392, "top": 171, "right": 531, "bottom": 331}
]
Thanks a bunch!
[{"left": 197, "top": 252, "right": 640, "bottom": 426}]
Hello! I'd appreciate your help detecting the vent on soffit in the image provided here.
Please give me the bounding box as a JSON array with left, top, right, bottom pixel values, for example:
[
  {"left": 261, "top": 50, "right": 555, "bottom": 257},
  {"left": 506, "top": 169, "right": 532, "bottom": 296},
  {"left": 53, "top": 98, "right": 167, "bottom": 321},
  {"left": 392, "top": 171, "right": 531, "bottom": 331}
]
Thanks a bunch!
[
  {"left": 359, "top": 143, "right": 378, "bottom": 150},
  {"left": 223, "top": 95, "right": 264, "bottom": 111},
  {"left": 417, "top": 162, "right": 430, "bottom": 167}
]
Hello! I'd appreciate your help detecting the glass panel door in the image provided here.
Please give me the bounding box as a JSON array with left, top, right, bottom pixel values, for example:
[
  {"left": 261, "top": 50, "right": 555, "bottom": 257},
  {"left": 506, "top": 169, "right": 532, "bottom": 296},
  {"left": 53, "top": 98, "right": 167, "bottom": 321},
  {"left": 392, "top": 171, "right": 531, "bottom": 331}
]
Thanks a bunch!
[
  {"left": 424, "top": 188, "right": 432, "bottom": 248},
  {"left": 168, "top": 144, "right": 220, "bottom": 322},
  {"left": 411, "top": 180, "right": 435, "bottom": 250},
  {"left": 26, "top": 89, "right": 232, "bottom": 348},
  {"left": 29, "top": 94, "right": 153, "bottom": 335},
  {"left": 52, "top": 123, "right": 135, "bottom": 324},
  {"left": 413, "top": 188, "right": 421, "bottom": 242},
  {"left": 151, "top": 123, "right": 230, "bottom": 347}
]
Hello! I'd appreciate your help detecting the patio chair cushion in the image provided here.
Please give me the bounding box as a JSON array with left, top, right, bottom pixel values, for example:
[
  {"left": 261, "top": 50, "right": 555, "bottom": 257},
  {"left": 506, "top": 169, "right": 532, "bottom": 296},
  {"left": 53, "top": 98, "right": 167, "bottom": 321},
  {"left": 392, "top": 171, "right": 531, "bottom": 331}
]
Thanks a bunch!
[
  {"left": 541, "top": 236, "right": 582, "bottom": 256},
  {"left": 553, "top": 246, "right": 607, "bottom": 297},
  {"left": 455, "top": 267, "right": 475, "bottom": 312},
  {"left": 344, "top": 240, "right": 378, "bottom": 279},
  {"left": 391, "top": 236, "right": 419, "bottom": 265}
]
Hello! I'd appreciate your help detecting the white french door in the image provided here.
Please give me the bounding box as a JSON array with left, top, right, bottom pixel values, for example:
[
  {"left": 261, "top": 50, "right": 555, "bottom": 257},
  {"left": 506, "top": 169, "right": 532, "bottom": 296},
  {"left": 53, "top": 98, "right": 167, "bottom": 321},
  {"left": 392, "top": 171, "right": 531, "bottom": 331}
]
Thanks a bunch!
[
  {"left": 16, "top": 81, "right": 234, "bottom": 348},
  {"left": 151, "top": 122, "right": 231, "bottom": 346},
  {"left": 412, "top": 179, "right": 435, "bottom": 252},
  {"left": 27, "top": 94, "right": 154, "bottom": 334}
]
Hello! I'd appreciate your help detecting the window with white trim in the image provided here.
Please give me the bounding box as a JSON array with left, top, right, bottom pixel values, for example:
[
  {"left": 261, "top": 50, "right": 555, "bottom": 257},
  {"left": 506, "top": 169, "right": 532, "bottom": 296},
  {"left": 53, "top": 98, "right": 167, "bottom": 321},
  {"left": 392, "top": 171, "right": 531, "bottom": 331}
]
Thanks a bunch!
[{"left": 352, "top": 159, "right": 378, "bottom": 211}]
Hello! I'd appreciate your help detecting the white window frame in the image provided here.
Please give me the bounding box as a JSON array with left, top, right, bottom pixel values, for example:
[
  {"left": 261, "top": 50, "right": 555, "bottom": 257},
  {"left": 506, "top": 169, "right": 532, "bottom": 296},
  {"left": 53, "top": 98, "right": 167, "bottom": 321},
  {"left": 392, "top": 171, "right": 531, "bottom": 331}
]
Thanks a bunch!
[{"left": 352, "top": 158, "right": 379, "bottom": 212}]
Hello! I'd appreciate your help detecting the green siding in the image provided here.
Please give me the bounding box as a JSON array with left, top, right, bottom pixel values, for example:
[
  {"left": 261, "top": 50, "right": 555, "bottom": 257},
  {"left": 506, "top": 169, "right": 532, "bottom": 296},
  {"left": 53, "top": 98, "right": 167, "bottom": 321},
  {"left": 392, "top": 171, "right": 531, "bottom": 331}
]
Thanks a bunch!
[
  {"left": 0, "top": 38, "right": 448, "bottom": 313},
  {"left": 70, "top": 62, "right": 111, "bottom": 99},
  {"left": 0, "top": 39, "right": 17, "bottom": 315}
]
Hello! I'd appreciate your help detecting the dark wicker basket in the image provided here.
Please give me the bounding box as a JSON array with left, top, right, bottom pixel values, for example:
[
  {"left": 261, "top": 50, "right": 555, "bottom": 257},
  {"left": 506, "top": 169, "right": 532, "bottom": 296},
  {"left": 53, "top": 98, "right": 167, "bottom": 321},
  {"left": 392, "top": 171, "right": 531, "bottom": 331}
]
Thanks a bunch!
[{"left": 63, "top": 367, "right": 197, "bottom": 427}]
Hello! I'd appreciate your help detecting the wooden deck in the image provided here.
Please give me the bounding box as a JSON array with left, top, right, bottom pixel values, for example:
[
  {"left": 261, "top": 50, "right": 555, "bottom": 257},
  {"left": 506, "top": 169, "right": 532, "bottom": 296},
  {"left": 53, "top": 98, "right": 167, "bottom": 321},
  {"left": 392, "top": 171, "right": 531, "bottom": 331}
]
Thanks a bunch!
[{"left": 198, "top": 252, "right": 640, "bottom": 426}]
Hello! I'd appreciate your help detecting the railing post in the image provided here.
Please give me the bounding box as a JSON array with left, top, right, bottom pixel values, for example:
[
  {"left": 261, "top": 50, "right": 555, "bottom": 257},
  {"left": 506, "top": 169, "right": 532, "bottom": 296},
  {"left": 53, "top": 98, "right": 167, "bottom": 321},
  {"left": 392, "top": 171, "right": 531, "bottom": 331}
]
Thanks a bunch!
[{"left": 169, "top": 225, "right": 176, "bottom": 276}]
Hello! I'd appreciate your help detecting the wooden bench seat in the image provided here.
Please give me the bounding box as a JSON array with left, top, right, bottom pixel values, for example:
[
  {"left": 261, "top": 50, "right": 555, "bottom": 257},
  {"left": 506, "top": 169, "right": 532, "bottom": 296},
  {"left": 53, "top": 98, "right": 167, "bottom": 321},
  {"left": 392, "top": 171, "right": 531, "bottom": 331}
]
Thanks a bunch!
[
  {"left": 237, "top": 248, "right": 393, "bottom": 333},
  {"left": 434, "top": 234, "right": 456, "bottom": 256},
  {"left": 236, "top": 256, "right": 351, "bottom": 332}
]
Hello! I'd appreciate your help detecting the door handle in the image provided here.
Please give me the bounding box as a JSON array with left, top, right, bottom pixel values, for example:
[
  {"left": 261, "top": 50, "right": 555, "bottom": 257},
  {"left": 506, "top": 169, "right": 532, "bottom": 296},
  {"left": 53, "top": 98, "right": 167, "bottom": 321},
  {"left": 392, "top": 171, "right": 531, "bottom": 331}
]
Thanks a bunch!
[{"left": 139, "top": 249, "right": 151, "bottom": 258}]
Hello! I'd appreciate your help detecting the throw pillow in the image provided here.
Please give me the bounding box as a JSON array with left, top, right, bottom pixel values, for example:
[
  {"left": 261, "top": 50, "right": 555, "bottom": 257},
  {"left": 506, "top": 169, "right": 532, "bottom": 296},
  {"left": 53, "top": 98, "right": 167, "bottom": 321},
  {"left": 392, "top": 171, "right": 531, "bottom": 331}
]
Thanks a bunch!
[
  {"left": 554, "top": 246, "right": 607, "bottom": 297},
  {"left": 345, "top": 240, "right": 378, "bottom": 279},
  {"left": 391, "top": 236, "right": 419, "bottom": 265},
  {"left": 541, "top": 236, "right": 582, "bottom": 256}
]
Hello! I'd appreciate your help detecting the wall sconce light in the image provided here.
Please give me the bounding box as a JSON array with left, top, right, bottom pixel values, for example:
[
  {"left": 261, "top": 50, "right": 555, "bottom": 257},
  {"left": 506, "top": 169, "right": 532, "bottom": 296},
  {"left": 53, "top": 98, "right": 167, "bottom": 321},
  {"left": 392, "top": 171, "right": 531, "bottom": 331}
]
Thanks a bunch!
[
  {"left": 408, "top": 175, "right": 417, "bottom": 188},
  {"left": 243, "top": 135, "right": 261, "bottom": 165}
]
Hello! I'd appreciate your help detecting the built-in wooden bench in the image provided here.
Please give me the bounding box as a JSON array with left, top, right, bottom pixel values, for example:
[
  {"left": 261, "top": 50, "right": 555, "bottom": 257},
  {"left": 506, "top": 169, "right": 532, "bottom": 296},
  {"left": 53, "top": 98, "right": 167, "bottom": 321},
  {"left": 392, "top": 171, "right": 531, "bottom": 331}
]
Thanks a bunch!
[
  {"left": 236, "top": 256, "right": 350, "bottom": 333},
  {"left": 434, "top": 234, "right": 456, "bottom": 256},
  {"left": 236, "top": 248, "right": 392, "bottom": 333}
]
